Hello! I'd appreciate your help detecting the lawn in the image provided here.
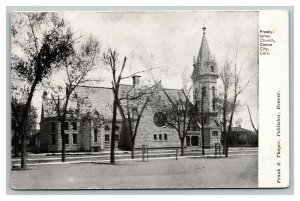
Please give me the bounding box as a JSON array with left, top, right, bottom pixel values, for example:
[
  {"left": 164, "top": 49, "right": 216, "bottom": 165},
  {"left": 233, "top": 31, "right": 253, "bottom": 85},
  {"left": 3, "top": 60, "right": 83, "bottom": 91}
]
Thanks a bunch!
[{"left": 11, "top": 155, "right": 257, "bottom": 189}]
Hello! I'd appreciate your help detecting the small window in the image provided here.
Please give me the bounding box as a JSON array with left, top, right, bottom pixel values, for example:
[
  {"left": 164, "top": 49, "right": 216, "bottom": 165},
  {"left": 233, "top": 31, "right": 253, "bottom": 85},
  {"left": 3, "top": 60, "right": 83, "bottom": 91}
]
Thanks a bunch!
[
  {"left": 210, "top": 66, "right": 214, "bottom": 72},
  {"left": 72, "top": 122, "right": 77, "bottom": 130},
  {"left": 153, "top": 134, "right": 157, "bottom": 140},
  {"left": 115, "top": 134, "right": 119, "bottom": 141},
  {"left": 105, "top": 134, "right": 110, "bottom": 142},
  {"left": 202, "top": 87, "right": 206, "bottom": 97},
  {"left": 65, "top": 134, "right": 69, "bottom": 144},
  {"left": 51, "top": 134, "right": 56, "bottom": 145},
  {"left": 73, "top": 134, "right": 77, "bottom": 144},
  {"left": 115, "top": 125, "right": 120, "bottom": 131},
  {"left": 51, "top": 122, "right": 55, "bottom": 132},
  {"left": 159, "top": 134, "right": 162, "bottom": 140},
  {"left": 104, "top": 125, "right": 110, "bottom": 131},
  {"left": 164, "top": 134, "right": 168, "bottom": 141},
  {"left": 94, "top": 129, "right": 98, "bottom": 142},
  {"left": 212, "top": 131, "right": 218, "bottom": 136},
  {"left": 63, "top": 122, "right": 69, "bottom": 130}
]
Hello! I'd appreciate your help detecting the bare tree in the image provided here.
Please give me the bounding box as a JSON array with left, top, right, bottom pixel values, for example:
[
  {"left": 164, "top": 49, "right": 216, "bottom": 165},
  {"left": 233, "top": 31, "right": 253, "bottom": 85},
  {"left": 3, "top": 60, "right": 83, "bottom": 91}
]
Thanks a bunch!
[
  {"left": 247, "top": 105, "right": 258, "bottom": 135},
  {"left": 11, "top": 12, "right": 74, "bottom": 168},
  {"left": 102, "top": 49, "right": 127, "bottom": 164},
  {"left": 117, "top": 85, "right": 154, "bottom": 159},
  {"left": 218, "top": 41, "right": 257, "bottom": 157},
  {"left": 102, "top": 49, "right": 165, "bottom": 163},
  {"left": 218, "top": 59, "right": 233, "bottom": 156},
  {"left": 153, "top": 84, "right": 195, "bottom": 156},
  {"left": 49, "top": 36, "right": 101, "bottom": 162}
]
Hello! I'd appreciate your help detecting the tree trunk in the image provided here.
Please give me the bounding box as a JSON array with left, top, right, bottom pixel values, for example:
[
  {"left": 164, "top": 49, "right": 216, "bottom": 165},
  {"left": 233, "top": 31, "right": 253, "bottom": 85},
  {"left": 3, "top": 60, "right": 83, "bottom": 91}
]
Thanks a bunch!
[
  {"left": 110, "top": 98, "right": 117, "bottom": 164},
  {"left": 224, "top": 138, "right": 228, "bottom": 157},
  {"left": 226, "top": 98, "right": 236, "bottom": 157},
  {"left": 180, "top": 138, "right": 185, "bottom": 156},
  {"left": 60, "top": 89, "right": 72, "bottom": 163},
  {"left": 223, "top": 130, "right": 229, "bottom": 157},
  {"left": 20, "top": 130, "right": 27, "bottom": 168},
  {"left": 13, "top": 131, "right": 19, "bottom": 157},
  {"left": 20, "top": 79, "right": 38, "bottom": 169},
  {"left": 131, "top": 149, "right": 135, "bottom": 159},
  {"left": 61, "top": 120, "right": 66, "bottom": 162},
  {"left": 222, "top": 93, "right": 228, "bottom": 157},
  {"left": 131, "top": 140, "right": 135, "bottom": 159},
  {"left": 225, "top": 132, "right": 229, "bottom": 157}
]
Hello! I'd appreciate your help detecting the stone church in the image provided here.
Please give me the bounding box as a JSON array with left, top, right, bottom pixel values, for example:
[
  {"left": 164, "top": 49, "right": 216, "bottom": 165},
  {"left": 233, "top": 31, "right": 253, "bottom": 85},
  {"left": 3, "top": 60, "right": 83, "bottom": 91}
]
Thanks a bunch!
[{"left": 39, "top": 27, "right": 221, "bottom": 152}]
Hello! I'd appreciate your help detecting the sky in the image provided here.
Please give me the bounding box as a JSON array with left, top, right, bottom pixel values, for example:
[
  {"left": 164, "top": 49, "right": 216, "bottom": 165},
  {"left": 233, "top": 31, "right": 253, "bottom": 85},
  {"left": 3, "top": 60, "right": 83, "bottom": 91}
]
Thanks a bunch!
[{"left": 30, "top": 11, "right": 258, "bottom": 130}]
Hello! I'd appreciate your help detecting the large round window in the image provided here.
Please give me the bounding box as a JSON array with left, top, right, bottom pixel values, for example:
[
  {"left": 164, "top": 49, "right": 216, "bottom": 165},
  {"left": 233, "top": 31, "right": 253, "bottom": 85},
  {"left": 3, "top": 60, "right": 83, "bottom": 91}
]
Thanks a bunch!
[{"left": 153, "top": 112, "right": 166, "bottom": 127}]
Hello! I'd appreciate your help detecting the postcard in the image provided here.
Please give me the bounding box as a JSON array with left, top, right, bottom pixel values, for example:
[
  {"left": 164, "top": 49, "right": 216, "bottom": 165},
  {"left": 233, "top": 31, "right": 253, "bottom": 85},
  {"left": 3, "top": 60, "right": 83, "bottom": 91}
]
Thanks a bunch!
[{"left": 10, "top": 10, "right": 289, "bottom": 189}]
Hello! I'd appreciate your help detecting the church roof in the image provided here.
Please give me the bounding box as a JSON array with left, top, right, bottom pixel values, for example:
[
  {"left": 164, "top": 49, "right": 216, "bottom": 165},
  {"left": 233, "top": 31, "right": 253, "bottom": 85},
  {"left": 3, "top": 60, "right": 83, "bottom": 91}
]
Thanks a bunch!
[
  {"left": 73, "top": 85, "right": 131, "bottom": 120},
  {"left": 192, "top": 27, "right": 217, "bottom": 81},
  {"left": 42, "top": 83, "right": 183, "bottom": 122},
  {"left": 196, "top": 119, "right": 220, "bottom": 129},
  {"left": 42, "top": 84, "right": 132, "bottom": 121},
  {"left": 196, "top": 27, "right": 212, "bottom": 64}
]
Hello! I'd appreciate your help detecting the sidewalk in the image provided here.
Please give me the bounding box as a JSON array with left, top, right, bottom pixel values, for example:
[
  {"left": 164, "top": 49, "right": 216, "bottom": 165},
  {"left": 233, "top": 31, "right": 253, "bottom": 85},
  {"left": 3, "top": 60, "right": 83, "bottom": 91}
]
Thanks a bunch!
[{"left": 11, "top": 147, "right": 257, "bottom": 167}]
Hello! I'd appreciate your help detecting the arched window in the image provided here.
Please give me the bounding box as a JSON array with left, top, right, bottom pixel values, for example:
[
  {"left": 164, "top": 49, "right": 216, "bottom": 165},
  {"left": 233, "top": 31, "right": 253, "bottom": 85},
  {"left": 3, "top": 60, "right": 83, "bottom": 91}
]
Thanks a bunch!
[
  {"left": 210, "top": 66, "right": 214, "bottom": 72},
  {"left": 72, "top": 122, "right": 77, "bottom": 130},
  {"left": 202, "top": 87, "right": 206, "bottom": 97},
  {"left": 94, "top": 129, "right": 98, "bottom": 142},
  {"left": 164, "top": 134, "right": 168, "bottom": 141},
  {"left": 105, "top": 134, "right": 110, "bottom": 142},
  {"left": 104, "top": 125, "right": 110, "bottom": 131}
]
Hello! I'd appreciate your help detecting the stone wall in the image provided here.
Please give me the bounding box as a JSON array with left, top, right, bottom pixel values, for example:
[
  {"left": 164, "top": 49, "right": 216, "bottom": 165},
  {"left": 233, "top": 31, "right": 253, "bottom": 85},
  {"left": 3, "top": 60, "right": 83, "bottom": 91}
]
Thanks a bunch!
[
  {"left": 40, "top": 119, "right": 79, "bottom": 152},
  {"left": 134, "top": 108, "right": 181, "bottom": 149}
]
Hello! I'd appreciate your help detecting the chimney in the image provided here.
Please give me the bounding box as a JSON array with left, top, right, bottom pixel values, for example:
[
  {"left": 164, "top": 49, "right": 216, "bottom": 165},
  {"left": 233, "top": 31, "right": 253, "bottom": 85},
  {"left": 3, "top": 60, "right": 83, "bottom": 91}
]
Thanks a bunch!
[{"left": 132, "top": 75, "right": 141, "bottom": 87}]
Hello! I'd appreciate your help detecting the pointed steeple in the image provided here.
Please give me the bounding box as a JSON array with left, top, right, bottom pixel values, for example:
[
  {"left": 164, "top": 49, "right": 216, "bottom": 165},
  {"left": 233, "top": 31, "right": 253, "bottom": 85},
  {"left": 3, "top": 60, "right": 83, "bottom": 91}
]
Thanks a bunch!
[{"left": 196, "top": 26, "right": 212, "bottom": 64}]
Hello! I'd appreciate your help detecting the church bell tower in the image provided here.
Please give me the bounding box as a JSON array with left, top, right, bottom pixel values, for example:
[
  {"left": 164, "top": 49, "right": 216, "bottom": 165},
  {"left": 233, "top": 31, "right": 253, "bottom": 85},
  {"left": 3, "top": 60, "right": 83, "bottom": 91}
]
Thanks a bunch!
[{"left": 191, "top": 26, "right": 221, "bottom": 148}]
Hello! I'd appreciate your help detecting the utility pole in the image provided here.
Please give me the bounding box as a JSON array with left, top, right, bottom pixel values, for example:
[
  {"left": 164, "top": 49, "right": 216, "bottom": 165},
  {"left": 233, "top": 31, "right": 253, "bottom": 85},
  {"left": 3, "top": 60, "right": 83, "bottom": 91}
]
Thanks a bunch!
[{"left": 201, "top": 87, "right": 205, "bottom": 155}]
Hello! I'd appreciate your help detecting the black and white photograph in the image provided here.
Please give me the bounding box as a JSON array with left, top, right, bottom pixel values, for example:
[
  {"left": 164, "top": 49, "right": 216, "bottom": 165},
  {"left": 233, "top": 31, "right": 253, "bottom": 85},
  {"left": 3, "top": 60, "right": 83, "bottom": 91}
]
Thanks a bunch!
[{"left": 10, "top": 10, "right": 263, "bottom": 189}]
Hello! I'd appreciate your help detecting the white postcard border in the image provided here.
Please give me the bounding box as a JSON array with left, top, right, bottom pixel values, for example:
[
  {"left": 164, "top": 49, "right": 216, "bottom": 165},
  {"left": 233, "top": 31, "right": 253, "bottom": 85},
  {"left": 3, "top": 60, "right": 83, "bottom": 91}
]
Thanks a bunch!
[{"left": 258, "top": 10, "right": 289, "bottom": 188}]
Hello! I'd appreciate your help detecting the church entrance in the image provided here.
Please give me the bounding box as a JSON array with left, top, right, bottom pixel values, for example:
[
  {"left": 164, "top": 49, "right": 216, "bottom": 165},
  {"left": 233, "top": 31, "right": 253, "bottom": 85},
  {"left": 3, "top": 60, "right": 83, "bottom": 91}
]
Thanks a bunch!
[{"left": 191, "top": 136, "right": 199, "bottom": 146}]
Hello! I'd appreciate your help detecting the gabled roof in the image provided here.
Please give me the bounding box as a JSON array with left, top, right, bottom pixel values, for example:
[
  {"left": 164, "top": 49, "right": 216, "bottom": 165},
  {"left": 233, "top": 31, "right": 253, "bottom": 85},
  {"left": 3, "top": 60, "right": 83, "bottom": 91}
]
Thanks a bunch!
[
  {"left": 71, "top": 84, "right": 132, "bottom": 120},
  {"left": 41, "top": 82, "right": 184, "bottom": 122},
  {"left": 42, "top": 84, "right": 132, "bottom": 121},
  {"left": 154, "top": 82, "right": 185, "bottom": 104},
  {"left": 195, "top": 119, "right": 220, "bottom": 129}
]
